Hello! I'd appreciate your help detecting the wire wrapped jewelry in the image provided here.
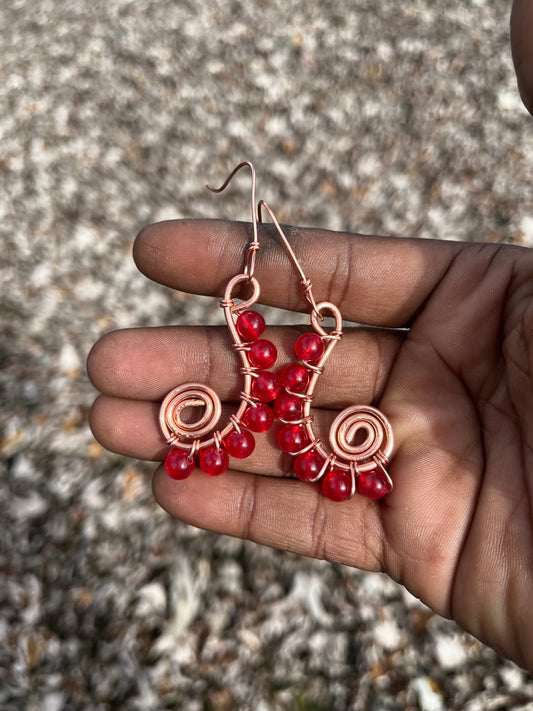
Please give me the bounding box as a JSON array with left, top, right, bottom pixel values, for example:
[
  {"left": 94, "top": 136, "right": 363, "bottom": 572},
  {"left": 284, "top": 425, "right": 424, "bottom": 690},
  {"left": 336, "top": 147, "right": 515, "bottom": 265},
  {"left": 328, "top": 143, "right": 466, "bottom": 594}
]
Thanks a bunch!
[
  {"left": 161, "top": 160, "right": 394, "bottom": 501},
  {"left": 258, "top": 201, "right": 394, "bottom": 502},
  {"left": 161, "top": 162, "right": 280, "bottom": 480}
]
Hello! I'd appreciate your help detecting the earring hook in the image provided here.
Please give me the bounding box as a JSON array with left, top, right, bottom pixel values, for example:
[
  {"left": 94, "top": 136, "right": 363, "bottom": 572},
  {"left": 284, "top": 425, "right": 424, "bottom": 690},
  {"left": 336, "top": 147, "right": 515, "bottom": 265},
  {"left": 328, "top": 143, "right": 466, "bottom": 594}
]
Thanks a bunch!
[
  {"left": 257, "top": 199, "right": 323, "bottom": 321},
  {"left": 206, "top": 161, "right": 260, "bottom": 281}
]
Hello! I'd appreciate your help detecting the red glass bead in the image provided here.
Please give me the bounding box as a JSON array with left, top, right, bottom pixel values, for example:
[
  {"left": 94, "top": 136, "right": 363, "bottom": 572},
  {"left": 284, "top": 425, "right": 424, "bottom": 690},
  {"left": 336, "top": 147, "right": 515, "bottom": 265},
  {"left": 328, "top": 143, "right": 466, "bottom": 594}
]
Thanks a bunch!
[
  {"left": 295, "top": 332, "right": 324, "bottom": 363},
  {"left": 224, "top": 430, "right": 255, "bottom": 459},
  {"left": 281, "top": 363, "right": 310, "bottom": 394},
  {"left": 357, "top": 469, "right": 392, "bottom": 500},
  {"left": 322, "top": 468, "right": 352, "bottom": 502},
  {"left": 236, "top": 310, "right": 265, "bottom": 341},
  {"left": 248, "top": 339, "right": 277, "bottom": 369},
  {"left": 294, "top": 451, "right": 324, "bottom": 482},
  {"left": 242, "top": 403, "right": 274, "bottom": 432},
  {"left": 274, "top": 393, "right": 303, "bottom": 422},
  {"left": 277, "top": 424, "right": 309, "bottom": 454},
  {"left": 164, "top": 449, "right": 195, "bottom": 480},
  {"left": 199, "top": 446, "right": 229, "bottom": 476},
  {"left": 251, "top": 372, "right": 282, "bottom": 402}
]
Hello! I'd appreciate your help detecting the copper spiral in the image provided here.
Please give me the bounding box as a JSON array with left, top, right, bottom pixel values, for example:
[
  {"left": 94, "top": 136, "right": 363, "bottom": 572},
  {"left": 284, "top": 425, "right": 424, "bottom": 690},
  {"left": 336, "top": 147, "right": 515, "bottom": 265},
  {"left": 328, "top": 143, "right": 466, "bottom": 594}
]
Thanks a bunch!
[
  {"left": 328, "top": 405, "right": 393, "bottom": 473},
  {"left": 159, "top": 383, "right": 222, "bottom": 446}
]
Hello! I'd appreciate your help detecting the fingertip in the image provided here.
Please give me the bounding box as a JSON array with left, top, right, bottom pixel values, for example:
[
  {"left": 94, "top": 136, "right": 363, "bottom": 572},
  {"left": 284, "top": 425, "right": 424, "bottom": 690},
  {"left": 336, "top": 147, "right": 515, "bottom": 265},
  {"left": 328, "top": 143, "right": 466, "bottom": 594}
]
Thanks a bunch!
[
  {"left": 152, "top": 462, "right": 179, "bottom": 513},
  {"left": 88, "top": 395, "right": 166, "bottom": 460},
  {"left": 88, "top": 393, "right": 106, "bottom": 443},
  {"left": 86, "top": 339, "right": 99, "bottom": 389},
  {"left": 132, "top": 219, "right": 247, "bottom": 293},
  {"left": 86, "top": 328, "right": 132, "bottom": 395},
  {"left": 86, "top": 329, "right": 113, "bottom": 389},
  {"left": 132, "top": 219, "right": 184, "bottom": 277},
  {"left": 151, "top": 464, "right": 239, "bottom": 529},
  {"left": 88, "top": 394, "right": 127, "bottom": 457}
]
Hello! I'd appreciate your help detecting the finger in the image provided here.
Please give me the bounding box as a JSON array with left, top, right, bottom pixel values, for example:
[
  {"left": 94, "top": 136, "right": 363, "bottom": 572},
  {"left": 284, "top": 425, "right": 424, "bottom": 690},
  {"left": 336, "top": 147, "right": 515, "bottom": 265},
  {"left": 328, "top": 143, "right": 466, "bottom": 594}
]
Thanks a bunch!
[
  {"left": 89, "top": 395, "right": 167, "bottom": 461},
  {"left": 152, "top": 464, "right": 385, "bottom": 572},
  {"left": 87, "top": 325, "right": 403, "bottom": 405},
  {"left": 133, "top": 219, "right": 464, "bottom": 328},
  {"left": 90, "top": 393, "right": 338, "bottom": 473},
  {"left": 511, "top": 0, "right": 533, "bottom": 115}
]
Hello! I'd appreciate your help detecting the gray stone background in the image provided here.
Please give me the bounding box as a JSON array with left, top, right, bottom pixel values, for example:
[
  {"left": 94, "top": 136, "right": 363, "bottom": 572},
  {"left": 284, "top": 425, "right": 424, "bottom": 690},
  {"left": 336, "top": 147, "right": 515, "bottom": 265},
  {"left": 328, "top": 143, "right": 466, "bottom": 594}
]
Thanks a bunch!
[{"left": 2, "top": 1, "right": 533, "bottom": 709}]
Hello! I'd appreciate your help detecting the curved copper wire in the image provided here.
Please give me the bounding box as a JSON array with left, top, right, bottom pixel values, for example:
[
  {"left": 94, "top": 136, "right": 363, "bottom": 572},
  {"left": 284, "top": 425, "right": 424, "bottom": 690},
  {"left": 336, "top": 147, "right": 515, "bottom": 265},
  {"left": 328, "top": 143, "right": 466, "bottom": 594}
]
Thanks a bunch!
[
  {"left": 257, "top": 199, "right": 323, "bottom": 321},
  {"left": 160, "top": 274, "right": 264, "bottom": 453},
  {"left": 259, "top": 193, "right": 395, "bottom": 495},
  {"left": 207, "top": 161, "right": 260, "bottom": 280}
]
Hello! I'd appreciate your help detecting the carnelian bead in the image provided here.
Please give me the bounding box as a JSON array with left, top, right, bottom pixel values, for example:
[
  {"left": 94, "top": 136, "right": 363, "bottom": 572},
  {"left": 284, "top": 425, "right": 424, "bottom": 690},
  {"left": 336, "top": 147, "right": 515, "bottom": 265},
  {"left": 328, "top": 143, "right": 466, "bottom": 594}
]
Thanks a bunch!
[
  {"left": 274, "top": 393, "right": 303, "bottom": 422},
  {"left": 164, "top": 449, "right": 195, "bottom": 480},
  {"left": 248, "top": 339, "right": 277, "bottom": 369},
  {"left": 252, "top": 372, "right": 282, "bottom": 402},
  {"left": 357, "top": 469, "right": 391, "bottom": 500},
  {"left": 224, "top": 430, "right": 255, "bottom": 459},
  {"left": 322, "top": 469, "right": 352, "bottom": 501},
  {"left": 242, "top": 403, "right": 274, "bottom": 432},
  {"left": 236, "top": 310, "right": 265, "bottom": 341},
  {"left": 294, "top": 451, "right": 324, "bottom": 482},
  {"left": 199, "top": 446, "right": 229, "bottom": 476},
  {"left": 295, "top": 332, "right": 324, "bottom": 363},
  {"left": 281, "top": 363, "right": 309, "bottom": 394},
  {"left": 277, "top": 424, "right": 309, "bottom": 454}
]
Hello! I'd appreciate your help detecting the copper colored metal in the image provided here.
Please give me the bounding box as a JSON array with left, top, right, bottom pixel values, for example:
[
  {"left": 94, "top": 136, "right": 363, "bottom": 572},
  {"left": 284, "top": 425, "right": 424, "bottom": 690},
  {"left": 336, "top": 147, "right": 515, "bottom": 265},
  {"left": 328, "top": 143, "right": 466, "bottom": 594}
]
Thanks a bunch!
[
  {"left": 159, "top": 271, "right": 263, "bottom": 453},
  {"left": 329, "top": 406, "right": 393, "bottom": 472},
  {"left": 207, "top": 161, "right": 259, "bottom": 280},
  {"left": 257, "top": 199, "right": 323, "bottom": 321},
  {"left": 159, "top": 383, "right": 222, "bottom": 444},
  {"left": 259, "top": 197, "right": 395, "bottom": 496},
  {"left": 160, "top": 161, "right": 395, "bottom": 498},
  {"left": 159, "top": 163, "right": 265, "bottom": 457}
]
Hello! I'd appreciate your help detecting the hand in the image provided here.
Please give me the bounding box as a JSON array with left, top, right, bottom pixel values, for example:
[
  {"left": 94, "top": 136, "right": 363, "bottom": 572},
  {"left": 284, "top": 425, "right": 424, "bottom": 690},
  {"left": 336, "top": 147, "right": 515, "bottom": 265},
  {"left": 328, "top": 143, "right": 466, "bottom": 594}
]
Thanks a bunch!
[
  {"left": 511, "top": 0, "right": 533, "bottom": 115},
  {"left": 88, "top": 219, "right": 533, "bottom": 672},
  {"left": 89, "top": 0, "right": 533, "bottom": 672}
]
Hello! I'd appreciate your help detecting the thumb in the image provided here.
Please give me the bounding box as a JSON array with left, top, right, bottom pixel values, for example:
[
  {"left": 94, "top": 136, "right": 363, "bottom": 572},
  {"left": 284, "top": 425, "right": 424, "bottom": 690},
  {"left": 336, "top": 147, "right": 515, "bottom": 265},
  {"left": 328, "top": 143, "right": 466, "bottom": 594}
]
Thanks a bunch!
[{"left": 511, "top": 0, "right": 533, "bottom": 115}]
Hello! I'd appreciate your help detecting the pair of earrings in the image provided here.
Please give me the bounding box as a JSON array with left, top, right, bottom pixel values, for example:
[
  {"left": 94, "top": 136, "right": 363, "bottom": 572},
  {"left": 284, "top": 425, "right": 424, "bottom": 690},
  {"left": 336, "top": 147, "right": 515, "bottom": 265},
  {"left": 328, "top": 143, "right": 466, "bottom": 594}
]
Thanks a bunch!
[{"left": 160, "top": 162, "right": 394, "bottom": 502}]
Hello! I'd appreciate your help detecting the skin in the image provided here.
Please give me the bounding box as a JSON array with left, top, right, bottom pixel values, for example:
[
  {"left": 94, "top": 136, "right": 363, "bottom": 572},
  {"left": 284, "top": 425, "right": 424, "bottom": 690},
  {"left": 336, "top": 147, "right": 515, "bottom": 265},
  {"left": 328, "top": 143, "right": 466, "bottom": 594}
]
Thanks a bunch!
[{"left": 88, "top": 1, "right": 533, "bottom": 672}]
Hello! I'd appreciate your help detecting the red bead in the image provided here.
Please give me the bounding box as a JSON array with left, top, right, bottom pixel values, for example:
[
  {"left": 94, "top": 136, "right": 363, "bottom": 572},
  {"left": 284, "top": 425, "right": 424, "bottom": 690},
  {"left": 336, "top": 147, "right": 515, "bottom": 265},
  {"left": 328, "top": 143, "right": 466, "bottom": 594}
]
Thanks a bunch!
[
  {"left": 242, "top": 403, "right": 274, "bottom": 432},
  {"left": 294, "top": 451, "right": 324, "bottom": 482},
  {"left": 322, "top": 469, "right": 352, "bottom": 502},
  {"left": 251, "top": 372, "right": 282, "bottom": 402},
  {"left": 295, "top": 332, "right": 324, "bottom": 363},
  {"left": 236, "top": 310, "right": 265, "bottom": 341},
  {"left": 164, "top": 449, "right": 195, "bottom": 480},
  {"left": 277, "top": 424, "right": 309, "bottom": 454},
  {"left": 281, "top": 363, "right": 310, "bottom": 394},
  {"left": 274, "top": 393, "right": 303, "bottom": 422},
  {"left": 199, "top": 446, "right": 229, "bottom": 476},
  {"left": 248, "top": 339, "right": 277, "bottom": 369},
  {"left": 224, "top": 430, "right": 255, "bottom": 459},
  {"left": 357, "top": 469, "right": 392, "bottom": 500}
]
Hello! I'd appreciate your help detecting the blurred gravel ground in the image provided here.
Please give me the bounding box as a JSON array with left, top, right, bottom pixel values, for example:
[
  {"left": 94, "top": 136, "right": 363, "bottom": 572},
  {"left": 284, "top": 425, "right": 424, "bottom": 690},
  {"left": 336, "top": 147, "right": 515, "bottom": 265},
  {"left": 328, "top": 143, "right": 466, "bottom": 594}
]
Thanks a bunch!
[{"left": 2, "top": 1, "right": 533, "bottom": 709}]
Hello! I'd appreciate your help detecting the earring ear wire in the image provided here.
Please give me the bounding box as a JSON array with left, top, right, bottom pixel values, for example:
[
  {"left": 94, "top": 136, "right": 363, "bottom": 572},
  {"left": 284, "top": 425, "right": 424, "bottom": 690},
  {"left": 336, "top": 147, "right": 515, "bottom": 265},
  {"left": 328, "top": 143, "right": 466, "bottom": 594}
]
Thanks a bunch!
[
  {"left": 257, "top": 199, "right": 323, "bottom": 321},
  {"left": 160, "top": 162, "right": 280, "bottom": 481},
  {"left": 258, "top": 197, "right": 394, "bottom": 502},
  {"left": 207, "top": 160, "right": 260, "bottom": 281}
]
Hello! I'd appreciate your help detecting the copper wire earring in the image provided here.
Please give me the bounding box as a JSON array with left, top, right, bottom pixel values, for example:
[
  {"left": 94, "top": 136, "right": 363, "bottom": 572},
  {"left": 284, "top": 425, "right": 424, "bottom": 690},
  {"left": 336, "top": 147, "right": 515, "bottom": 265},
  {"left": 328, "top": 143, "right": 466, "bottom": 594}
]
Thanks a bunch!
[
  {"left": 161, "top": 161, "right": 394, "bottom": 500},
  {"left": 257, "top": 201, "right": 394, "bottom": 502},
  {"left": 161, "top": 162, "right": 281, "bottom": 480}
]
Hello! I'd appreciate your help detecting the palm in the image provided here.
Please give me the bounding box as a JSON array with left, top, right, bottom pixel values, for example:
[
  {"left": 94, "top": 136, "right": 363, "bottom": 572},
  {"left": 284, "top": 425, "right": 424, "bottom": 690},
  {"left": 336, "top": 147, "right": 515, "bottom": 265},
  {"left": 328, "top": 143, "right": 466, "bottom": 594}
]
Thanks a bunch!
[
  {"left": 89, "top": 221, "right": 533, "bottom": 671},
  {"left": 379, "top": 245, "right": 533, "bottom": 671}
]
